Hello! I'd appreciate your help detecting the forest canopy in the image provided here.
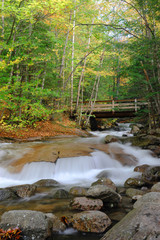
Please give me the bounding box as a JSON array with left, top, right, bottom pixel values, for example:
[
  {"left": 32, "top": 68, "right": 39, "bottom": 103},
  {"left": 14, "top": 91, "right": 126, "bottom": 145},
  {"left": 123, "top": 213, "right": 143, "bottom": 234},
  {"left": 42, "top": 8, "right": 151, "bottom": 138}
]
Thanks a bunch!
[{"left": 0, "top": 0, "right": 160, "bottom": 128}]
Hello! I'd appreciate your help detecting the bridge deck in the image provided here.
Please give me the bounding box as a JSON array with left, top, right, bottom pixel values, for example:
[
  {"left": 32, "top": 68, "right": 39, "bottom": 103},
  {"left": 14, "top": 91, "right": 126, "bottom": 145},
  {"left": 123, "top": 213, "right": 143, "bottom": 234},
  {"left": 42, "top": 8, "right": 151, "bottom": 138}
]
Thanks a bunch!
[{"left": 74, "top": 99, "right": 148, "bottom": 118}]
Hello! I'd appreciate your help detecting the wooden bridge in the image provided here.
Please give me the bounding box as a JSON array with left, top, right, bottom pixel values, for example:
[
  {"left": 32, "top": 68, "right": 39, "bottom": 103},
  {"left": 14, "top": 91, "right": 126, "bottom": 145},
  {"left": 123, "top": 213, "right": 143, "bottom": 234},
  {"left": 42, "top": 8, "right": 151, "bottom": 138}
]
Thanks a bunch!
[{"left": 74, "top": 99, "right": 148, "bottom": 118}]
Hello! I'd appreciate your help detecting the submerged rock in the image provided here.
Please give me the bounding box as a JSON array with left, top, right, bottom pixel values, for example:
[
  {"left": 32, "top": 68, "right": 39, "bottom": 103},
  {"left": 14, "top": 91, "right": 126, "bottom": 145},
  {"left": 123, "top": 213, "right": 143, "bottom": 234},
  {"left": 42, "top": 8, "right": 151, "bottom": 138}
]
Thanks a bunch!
[
  {"left": 70, "top": 197, "right": 103, "bottom": 211},
  {"left": 104, "top": 135, "right": 119, "bottom": 144},
  {"left": 0, "top": 210, "right": 52, "bottom": 240},
  {"left": 72, "top": 210, "right": 111, "bottom": 233},
  {"left": 101, "top": 202, "right": 160, "bottom": 240},
  {"left": 50, "top": 189, "right": 70, "bottom": 199}
]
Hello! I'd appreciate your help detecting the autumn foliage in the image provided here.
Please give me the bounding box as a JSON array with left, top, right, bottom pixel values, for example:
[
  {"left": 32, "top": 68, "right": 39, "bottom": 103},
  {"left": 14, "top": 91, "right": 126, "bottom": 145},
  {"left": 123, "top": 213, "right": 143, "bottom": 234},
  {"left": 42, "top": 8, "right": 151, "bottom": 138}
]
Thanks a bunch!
[{"left": 0, "top": 227, "right": 22, "bottom": 240}]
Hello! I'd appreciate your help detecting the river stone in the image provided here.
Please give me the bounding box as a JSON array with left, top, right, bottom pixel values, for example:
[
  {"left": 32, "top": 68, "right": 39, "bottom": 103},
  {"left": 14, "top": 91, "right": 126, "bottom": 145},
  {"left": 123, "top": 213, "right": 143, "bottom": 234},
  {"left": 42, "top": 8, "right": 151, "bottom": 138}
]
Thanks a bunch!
[
  {"left": 124, "top": 177, "right": 146, "bottom": 188},
  {"left": 133, "top": 192, "right": 160, "bottom": 209},
  {"left": 151, "top": 182, "right": 160, "bottom": 192},
  {"left": 91, "top": 178, "right": 116, "bottom": 191},
  {"left": 70, "top": 197, "right": 103, "bottom": 211},
  {"left": 142, "top": 166, "right": 160, "bottom": 185},
  {"left": 72, "top": 210, "right": 111, "bottom": 233},
  {"left": 130, "top": 125, "right": 140, "bottom": 135},
  {"left": 0, "top": 210, "right": 52, "bottom": 240},
  {"left": 134, "top": 164, "right": 150, "bottom": 173},
  {"left": 104, "top": 135, "right": 119, "bottom": 144},
  {"left": 69, "top": 186, "right": 87, "bottom": 196},
  {"left": 45, "top": 213, "right": 66, "bottom": 232},
  {"left": 100, "top": 203, "right": 160, "bottom": 240},
  {"left": 86, "top": 184, "right": 121, "bottom": 205},
  {"left": 0, "top": 189, "right": 18, "bottom": 201},
  {"left": 126, "top": 188, "right": 144, "bottom": 198},
  {"left": 50, "top": 189, "right": 70, "bottom": 199},
  {"left": 8, "top": 184, "right": 37, "bottom": 198},
  {"left": 33, "top": 179, "right": 59, "bottom": 187}
]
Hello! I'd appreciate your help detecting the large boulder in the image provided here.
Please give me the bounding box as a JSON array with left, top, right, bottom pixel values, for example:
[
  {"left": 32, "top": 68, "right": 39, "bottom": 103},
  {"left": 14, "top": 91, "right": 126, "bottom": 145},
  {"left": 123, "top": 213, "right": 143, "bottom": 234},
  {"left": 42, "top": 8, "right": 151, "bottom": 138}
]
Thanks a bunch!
[
  {"left": 86, "top": 185, "right": 121, "bottom": 206},
  {"left": 72, "top": 210, "right": 111, "bottom": 233},
  {"left": 133, "top": 192, "right": 160, "bottom": 209},
  {"left": 8, "top": 184, "right": 37, "bottom": 198},
  {"left": 0, "top": 210, "right": 52, "bottom": 240},
  {"left": 0, "top": 189, "right": 18, "bottom": 201},
  {"left": 151, "top": 182, "right": 160, "bottom": 192},
  {"left": 101, "top": 203, "right": 160, "bottom": 240},
  {"left": 70, "top": 197, "right": 103, "bottom": 211}
]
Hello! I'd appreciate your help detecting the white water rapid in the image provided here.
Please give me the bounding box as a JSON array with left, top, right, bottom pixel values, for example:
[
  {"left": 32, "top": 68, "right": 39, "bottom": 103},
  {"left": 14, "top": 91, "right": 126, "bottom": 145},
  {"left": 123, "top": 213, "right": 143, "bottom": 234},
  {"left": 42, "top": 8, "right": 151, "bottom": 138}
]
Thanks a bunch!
[{"left": 0, "top": 124, "right": 159, "bottom": 188}]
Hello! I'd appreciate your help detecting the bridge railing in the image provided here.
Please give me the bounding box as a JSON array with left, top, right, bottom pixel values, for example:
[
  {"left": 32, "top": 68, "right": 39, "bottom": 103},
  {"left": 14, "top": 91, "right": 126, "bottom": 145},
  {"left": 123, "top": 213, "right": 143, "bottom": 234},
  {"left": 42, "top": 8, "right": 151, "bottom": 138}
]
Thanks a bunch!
[{"left": 74, "top": 99, "right": 148, "bottom": 113}]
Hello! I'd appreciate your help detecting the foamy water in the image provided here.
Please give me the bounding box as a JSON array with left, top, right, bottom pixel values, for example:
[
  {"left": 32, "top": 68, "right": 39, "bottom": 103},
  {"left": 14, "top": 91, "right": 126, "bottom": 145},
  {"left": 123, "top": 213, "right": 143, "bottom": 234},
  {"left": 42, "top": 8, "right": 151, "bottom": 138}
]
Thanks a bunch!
[{"left": 0, "top": 124, "right": 159, "bottom": 188}]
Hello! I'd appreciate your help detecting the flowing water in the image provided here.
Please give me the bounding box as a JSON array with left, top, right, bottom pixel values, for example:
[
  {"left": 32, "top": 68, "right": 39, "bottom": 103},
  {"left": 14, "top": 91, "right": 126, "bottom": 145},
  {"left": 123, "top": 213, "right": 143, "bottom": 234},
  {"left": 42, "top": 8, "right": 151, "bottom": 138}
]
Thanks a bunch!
[{"left": 0, "top": 123, "right": 160, "bottom": 239}]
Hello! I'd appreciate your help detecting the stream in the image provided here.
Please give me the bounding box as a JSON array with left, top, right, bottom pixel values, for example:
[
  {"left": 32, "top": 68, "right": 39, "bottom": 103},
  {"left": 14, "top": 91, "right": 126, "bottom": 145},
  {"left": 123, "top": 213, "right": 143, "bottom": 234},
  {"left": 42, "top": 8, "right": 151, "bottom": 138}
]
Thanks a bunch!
[{"left": 0, "top": 123, "right": 160, "bottom": 239}]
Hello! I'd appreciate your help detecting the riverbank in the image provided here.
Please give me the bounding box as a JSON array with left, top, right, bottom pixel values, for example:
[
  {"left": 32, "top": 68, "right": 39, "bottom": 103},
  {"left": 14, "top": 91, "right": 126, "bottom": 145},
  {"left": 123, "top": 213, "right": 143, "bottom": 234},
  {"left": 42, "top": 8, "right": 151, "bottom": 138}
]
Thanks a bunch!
[{"left": 0, "top": 115, "right": 89, "bottom": 142}]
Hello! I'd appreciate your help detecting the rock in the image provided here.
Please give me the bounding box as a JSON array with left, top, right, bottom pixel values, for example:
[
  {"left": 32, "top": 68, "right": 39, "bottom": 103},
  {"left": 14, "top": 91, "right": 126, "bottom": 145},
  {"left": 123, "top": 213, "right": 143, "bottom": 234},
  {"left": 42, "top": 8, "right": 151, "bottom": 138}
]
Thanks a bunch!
[
  {"left": 8, "top": 184, "right": 37, "bottom": 198},
  {"left": 91, "top": 178, "right": 116, "bottom": 191},
  {"left": 130, "top": 125, "right": 140, "bottom": 135},
  {"left": 69, "top": 186, "right": 87, "bottom": 196},
  {"left": 0, "top": 210, "right": 52, "bottom": 240},
  {"left": 72, "top": 210, "right": 111, "bottom": 233},
  {"left": 142, "top": 166, "right": 160, "bottom": 185},
  {"left": 86, "top": 185, "right": 121, "bottom": 206},
  {"left": 50, "top": 189, "right": 70, "bottom": 199},
  {"left": 45, "top": 213, "right": 66, "bottom": 232},
  {"left": 0, "top": 189, "right": 18, "bottom": 201},
  {"left": 100, "top": 203, "right": 160, "bottom": 240},
  {"left": 104, "top": 135, "right": 119, "bottom": 144},
  {"left": 134, "top": 164, "right": 150, "bottom": 173},
  {"left": 126, "top": 188, "right": 144, "bottom": 198},
  {"left": 124, "top": 177, "right": 146, "bottom": 188},
  {"left": 133, "top": 192, "right": 160, "bottom": 209},
  {"left": 70, "top": 197, "right": 103, "bottom": 211},
  {"left": 33, "top": 179, "right": 59, "bottom": 187},
  {"left": 96, "top": 170, "right": 109, "bottom": 178},
  {"left": 151, "top": 182, "right": 160, "bottom": 192}
]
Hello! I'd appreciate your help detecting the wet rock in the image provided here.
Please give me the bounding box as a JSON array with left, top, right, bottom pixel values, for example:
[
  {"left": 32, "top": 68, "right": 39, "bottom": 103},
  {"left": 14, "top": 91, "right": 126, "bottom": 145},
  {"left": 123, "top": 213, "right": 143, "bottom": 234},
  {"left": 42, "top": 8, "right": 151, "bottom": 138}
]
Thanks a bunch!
[
  {"left": 8, "top": 184, "right": 37, "bottom": 198},
  {"left": 96, "top": 170, "right": 109, "bottom": 178},
  {"left": 104, "top": 135, "right": 119, "bottom": 144},
  {"left": 0, "top": 210, "right": 52, "bottom": 240},
  {"left": 50, "top": 189, "right": 70, "bottom": 199},
  {"left": 69, "top": 186, "right": 87, "bottom": 196},
  {"left": 126, "top": 188, "right": 144, "bottom": 198},
  {"left": 101, "top": 203, "right": 160, "bottom": 240},
  {"left": 45, "top": 213, "right": 66, "bottom": 232},
  {"left": 134, "top": 164, "right": 150, "bottom": 173},
  {"left": 142, "top": 166, "right": 160, "bottom": 185},
  {"left": 130, "top": 124, "right": 142, "bottom": 135},
  {"left": 33, "top": 179, "right": 59, "bottom": 187},
  {"left": 70, "top": 197, "right": 103, "bottom": 211},
  {"left": 72, "top": 210, "right": 111, "bottom": 233},
  {"left": 124, "top": 177, "right": 146, "bottom": 188},
  {"left": 0, "top": 189, "right": 18, "bottom": 201},
  {"left": 151, "top": 182, "right": 160, "bottom": 192},
  {"left": 91, "top": 178, "right": 116, "bottom": 191},
  {"left": 133, "top": 192, "right": 160, "bottom": 209},
  {"left": 86, "top": 185, "right": 121, "bottom": 206}
]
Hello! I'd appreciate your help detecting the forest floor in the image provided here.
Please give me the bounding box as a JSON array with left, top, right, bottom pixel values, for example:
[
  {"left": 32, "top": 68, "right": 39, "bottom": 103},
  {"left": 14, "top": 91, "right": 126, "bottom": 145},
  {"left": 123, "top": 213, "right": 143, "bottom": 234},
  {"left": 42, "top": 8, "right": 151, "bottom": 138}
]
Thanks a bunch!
[{"left": 0, "top": 114, "right": 88, "bottom": 142}]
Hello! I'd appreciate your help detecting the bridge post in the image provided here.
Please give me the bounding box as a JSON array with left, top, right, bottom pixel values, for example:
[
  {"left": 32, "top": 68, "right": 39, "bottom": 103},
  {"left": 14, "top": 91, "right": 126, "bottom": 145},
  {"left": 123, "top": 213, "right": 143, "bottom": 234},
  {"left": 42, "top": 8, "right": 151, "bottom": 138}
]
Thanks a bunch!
[
  {"left": 112, "top": 100, "right": 115, "bottom": 112},
  {"left": 135, "top": 98, "right": 137, "bottom": 112}
]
